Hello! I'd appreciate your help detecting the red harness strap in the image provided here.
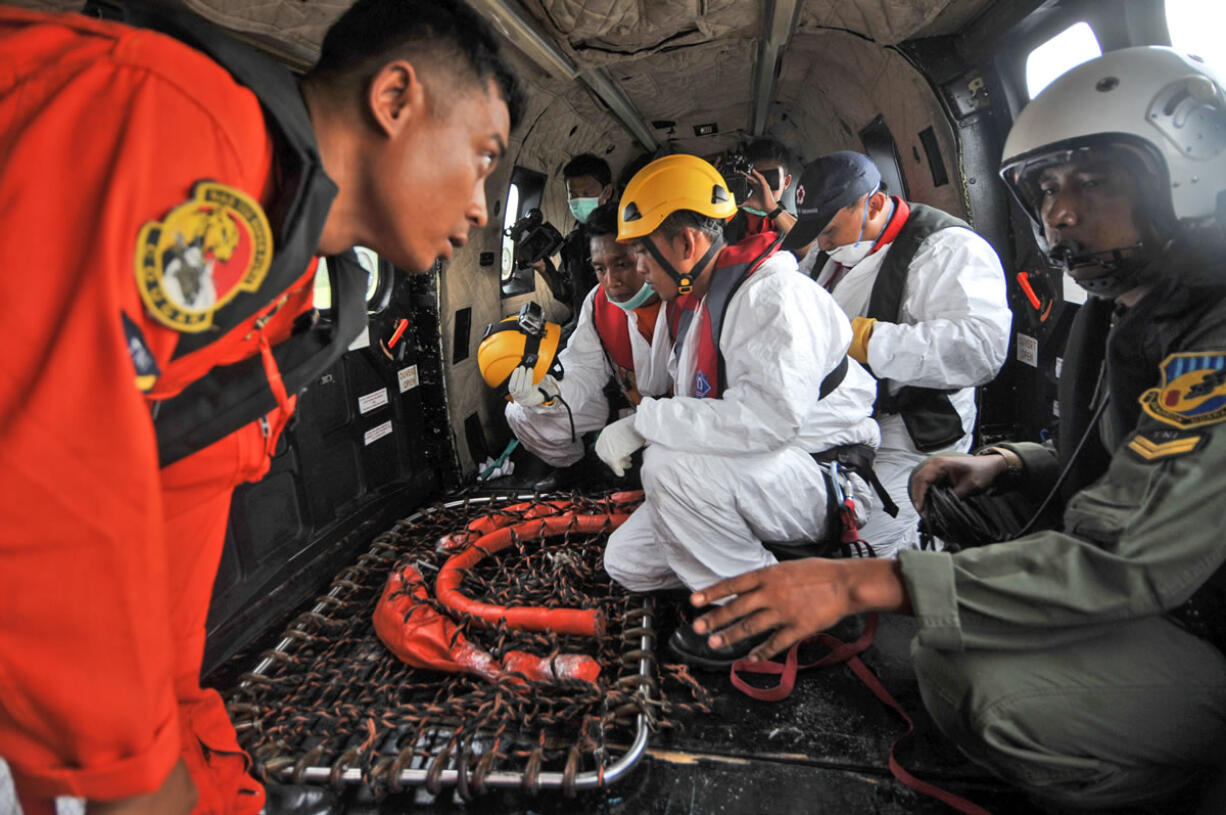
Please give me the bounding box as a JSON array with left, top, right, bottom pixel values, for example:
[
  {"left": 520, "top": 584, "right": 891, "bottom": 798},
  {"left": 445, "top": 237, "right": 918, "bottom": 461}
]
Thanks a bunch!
[
  {"left": 729, "top": 477, "right": 989, "bottom": 813},
  {"left": 730, "top": 615, "right": 994, "bottom": 815}
]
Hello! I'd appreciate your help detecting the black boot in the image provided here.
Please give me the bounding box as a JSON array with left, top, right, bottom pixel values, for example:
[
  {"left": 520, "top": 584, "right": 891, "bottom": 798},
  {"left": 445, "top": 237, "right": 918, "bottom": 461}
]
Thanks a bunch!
[{"left": 666, "top": 625, "right": 768, "bottom": 671}]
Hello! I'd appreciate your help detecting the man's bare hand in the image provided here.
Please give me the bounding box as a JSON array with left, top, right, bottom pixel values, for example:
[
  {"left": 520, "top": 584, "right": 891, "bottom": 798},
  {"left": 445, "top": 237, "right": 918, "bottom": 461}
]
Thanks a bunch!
[
  {"left": 909, "top": 453, "right": 1008, "bottom": 515},
  {"left": 741, "top": 167, "right": 777, "bottom": 213},
  {"left": 689, "top": 558, "right": 908, "bottom": 662}
]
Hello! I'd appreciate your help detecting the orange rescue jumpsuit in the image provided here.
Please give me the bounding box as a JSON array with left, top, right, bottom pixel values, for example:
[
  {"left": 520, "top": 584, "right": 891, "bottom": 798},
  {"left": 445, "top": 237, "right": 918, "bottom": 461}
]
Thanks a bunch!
[{"left": 0, "top": 8, "right": 319, "bottom": 812}]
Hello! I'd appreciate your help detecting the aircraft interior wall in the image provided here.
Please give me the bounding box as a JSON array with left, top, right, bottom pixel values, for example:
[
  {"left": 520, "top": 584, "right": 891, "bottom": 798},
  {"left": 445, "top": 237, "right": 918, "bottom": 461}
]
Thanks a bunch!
[
  {"left": 772, "top": 31, "right": 968, "bottom": 220},
  {"left": 436, "top": 47, "right": 636, "bottom": 476}
]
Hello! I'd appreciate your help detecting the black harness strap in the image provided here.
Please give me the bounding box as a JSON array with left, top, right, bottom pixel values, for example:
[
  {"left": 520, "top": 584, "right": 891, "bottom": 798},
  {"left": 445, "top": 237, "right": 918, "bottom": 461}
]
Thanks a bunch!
[
  {"left": 864, "top": 203, "right": 973, "bottom": 452},
  {"left": 673, "top": 232, "right": 849, "bottom": 402},
  {"left": 482, "top": 321, "right": 544, "bottom": 369},
  {"left": 704, "top": 232, "right": 784, "bottom": 393},
  {"left": 805, "top": 250, "right": 830, "bottom": 282},
  {"left": 818, "top": 355, "right": 849, "bottom": 400},
  {"left": 154, "top": 252, "right": 365, "bottom": 466},
  {"left": 812, "top": 443, "right": 899, "bottom": 519}
]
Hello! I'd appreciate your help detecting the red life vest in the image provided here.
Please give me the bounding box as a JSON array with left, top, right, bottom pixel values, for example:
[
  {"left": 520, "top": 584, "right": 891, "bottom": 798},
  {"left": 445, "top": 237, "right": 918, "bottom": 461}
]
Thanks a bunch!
[
  {"left": 590, "top": 287, "right": 637, "bottom": 372},
  {"left": 668, "top": 231, "right": 785, "bottom": 399},
  {"left": 589, "top": 286, "right": 661, "bottom": 405}
]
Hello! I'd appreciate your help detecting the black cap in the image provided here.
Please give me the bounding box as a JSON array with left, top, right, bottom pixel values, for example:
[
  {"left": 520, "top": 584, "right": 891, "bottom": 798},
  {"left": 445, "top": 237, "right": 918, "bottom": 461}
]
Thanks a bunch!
[{"left": 780, "top": 151, "right": 881, "bottom": 251}]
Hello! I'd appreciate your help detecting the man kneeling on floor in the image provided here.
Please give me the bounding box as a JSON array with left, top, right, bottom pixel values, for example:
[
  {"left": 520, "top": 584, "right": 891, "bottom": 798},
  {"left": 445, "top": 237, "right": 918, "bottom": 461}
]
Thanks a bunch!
[
  {"left": 597, "top": 154, "right": 881, "bottom": 667},
  {"left": 501, "top": 201, "right": 671, "bottom": 476}
]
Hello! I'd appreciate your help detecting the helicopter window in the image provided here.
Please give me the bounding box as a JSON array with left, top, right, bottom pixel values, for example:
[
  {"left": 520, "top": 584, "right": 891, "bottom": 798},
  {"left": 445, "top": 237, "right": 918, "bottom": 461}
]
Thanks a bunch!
[
  {"left": 500, "top": 166, "right": 547, "bottom": 298},
  {"left": 1025, "top": 22, "right": 1101, "bottom": 99},
  {"left": 501, "top": 182, "right": 521, "bottom": 284},
  {"left": 1166, "top": 0, "right": 1226, "bottom": 78},
  {"left": 312, "top": 246, "right": 389, "bottom": 314}
]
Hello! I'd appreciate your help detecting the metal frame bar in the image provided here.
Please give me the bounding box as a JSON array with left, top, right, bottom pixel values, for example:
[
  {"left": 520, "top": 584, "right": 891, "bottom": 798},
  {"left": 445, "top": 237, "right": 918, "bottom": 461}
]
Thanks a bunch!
[
  {"left": 751, "top": 0, "right": 801, "bottom": 136},
  {"left": 240, "top": 493, "right": 655, "bottom": 793},
  {"left": 467, "top": 0, "right": 659, "bottom": 151}
]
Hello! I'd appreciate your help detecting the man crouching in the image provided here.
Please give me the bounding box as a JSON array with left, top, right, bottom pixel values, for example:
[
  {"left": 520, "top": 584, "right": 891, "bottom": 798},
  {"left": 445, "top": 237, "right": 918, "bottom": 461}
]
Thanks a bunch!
[{"left": 597, "top": 154, "right": 881, "bottom": 666}]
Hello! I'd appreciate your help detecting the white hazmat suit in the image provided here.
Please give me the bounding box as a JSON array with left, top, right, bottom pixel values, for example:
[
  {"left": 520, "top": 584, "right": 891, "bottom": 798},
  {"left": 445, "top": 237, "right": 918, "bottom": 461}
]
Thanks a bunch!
[
  {"left": 800, "top": 209, "right": 1011, "bottom": 556},
  {"left": 604, "top": 252, "right": 880, "bottom": 593}
]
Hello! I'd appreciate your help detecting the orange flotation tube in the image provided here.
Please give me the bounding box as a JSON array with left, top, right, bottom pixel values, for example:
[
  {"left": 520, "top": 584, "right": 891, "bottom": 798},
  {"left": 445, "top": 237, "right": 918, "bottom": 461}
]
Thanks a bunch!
[
  {"left": 373, "top": 563, "right": 600, "bottom": 683},
  {"left": 435, "top": 513, "right": 629, "bottom": 638}
]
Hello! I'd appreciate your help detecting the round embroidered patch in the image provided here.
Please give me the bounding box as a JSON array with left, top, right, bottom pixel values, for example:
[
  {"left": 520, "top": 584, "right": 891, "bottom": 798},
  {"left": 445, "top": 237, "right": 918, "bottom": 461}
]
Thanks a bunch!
[
  {"left": 1140, "top": 352, "right": 1226, "bottom": 429},
  {"left": 134, "top": 181, "right": 273, "bottom": 333}
]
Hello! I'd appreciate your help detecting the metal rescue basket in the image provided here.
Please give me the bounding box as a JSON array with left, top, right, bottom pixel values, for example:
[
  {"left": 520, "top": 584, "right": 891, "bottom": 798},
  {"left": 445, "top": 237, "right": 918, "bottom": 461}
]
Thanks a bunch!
[{"left": 224, "top": 492, "right": 711, "bottom": 800}]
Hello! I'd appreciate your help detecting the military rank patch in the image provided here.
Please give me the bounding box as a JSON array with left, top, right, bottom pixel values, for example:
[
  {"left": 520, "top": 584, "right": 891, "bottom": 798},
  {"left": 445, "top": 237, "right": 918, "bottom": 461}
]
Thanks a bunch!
[
  {"left": 1127, "top": 429, "right": 1204, "bottom": 461},
  {"left": 134, "top": 181, "right": 273, "bottom": 333},
  {"left": 1139, "top": 352, "right": 1226, "bottom": 429}
]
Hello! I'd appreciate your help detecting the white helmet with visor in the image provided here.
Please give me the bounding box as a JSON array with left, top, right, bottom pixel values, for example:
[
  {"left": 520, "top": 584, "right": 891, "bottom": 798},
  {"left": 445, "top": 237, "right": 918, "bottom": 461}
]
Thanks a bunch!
[{"left": 1000, "top": 46, "right": 1226, "bottom": 297}]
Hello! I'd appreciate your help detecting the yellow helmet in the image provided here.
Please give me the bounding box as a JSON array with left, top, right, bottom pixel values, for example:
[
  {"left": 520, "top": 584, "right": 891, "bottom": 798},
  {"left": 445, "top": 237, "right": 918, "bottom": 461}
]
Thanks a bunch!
[
  {"left": 477, "top": 302, "right": 563, "bottom": 395},
  {"left": 617, "top": 154, "right": 737, "bottom": 243}
]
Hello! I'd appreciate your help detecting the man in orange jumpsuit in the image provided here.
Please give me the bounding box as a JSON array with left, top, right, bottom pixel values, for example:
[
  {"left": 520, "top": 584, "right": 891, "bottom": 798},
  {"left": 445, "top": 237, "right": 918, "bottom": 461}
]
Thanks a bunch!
[{"left": 0, "top": 1, "right": 521, "bottom": 812}]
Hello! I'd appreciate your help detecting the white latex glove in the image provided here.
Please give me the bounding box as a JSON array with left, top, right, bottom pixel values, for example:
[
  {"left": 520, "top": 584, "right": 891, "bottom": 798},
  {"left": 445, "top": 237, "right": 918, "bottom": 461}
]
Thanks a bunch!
[
  {"left": 507, "top": 365, "right": 560, "bottom": 407},
  {"left": 595, "top": 415, "right": 645, "bottom": 477}
]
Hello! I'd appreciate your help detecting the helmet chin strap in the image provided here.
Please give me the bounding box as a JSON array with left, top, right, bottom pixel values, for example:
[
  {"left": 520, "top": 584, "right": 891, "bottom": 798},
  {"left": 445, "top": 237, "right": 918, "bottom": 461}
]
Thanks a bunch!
[
  {"left": 1049, "top": 240, "right": 1162, "bottom": 299},
  {"left": 642, "top": 232, "right": 724, "bottom": 295}
]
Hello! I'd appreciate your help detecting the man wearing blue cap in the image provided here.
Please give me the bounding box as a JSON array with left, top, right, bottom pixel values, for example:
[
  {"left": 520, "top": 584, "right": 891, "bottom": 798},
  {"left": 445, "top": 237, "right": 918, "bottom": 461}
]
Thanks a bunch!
[{"left": 780, "top": 151, "right": 1012, "bottom": 557}]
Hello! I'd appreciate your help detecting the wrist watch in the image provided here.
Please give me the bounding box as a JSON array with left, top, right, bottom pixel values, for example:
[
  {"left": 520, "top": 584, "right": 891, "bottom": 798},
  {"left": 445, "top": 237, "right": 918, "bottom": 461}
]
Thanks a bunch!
[{"left": 767, "top": 203, "right": 785, "bottom": 219}]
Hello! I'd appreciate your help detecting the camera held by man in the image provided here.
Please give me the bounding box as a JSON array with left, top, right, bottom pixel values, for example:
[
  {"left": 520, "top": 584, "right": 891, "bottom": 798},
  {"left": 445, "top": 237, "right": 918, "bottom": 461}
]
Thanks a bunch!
[
  {"left": 505, "top": 208, "right": 564, "bottom": 268},
  {"left": 720, "top": 138, "right": 798, "bottom": 244}
]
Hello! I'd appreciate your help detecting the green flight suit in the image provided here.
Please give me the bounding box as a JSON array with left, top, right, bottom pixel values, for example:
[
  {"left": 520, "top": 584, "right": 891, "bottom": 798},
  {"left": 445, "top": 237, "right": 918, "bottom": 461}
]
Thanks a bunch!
[{"left": 900, "top": 276, "right": 1226, "bottom": 809}]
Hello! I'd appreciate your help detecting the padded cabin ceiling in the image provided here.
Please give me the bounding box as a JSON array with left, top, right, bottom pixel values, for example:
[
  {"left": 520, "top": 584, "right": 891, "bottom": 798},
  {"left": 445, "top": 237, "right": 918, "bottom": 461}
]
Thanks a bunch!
[
  {"left": 528, "top": 0, "right": 987, "bottom": 53},
  {"left": 10, "top": 0, "right": 999, "bottom": 147},
  {"left": 8, "top": 0, "right": 997, "bottom": 164},
  {"left": 515, "top": 0, "right": 998, "bottom": 158}
]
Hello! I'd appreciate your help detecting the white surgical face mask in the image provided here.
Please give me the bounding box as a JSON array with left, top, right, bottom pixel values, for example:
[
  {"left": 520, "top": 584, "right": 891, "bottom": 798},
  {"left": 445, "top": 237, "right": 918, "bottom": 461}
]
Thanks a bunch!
[
  {"left": 826, "top": 240, "right": 874, "bottom": 267},
  {"left": 825, "top": 195, "right": 876, "bottom": 267}
]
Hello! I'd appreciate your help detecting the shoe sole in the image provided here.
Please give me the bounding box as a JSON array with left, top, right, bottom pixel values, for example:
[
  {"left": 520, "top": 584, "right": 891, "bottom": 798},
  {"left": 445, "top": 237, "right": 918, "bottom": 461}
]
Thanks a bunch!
[{"left": 665, "top": 638, "right": 744, "bottom": 671}]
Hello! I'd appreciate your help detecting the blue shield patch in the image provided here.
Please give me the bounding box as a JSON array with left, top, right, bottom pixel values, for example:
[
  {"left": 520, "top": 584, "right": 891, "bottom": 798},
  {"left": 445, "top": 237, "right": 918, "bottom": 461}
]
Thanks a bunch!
[{"left": 1140, "top": 352, "right": 1226, "bottom": 429}]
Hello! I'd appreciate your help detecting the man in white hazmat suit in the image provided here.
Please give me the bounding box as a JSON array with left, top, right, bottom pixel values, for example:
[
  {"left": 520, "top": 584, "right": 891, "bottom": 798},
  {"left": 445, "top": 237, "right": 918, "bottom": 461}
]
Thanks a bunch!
[
  {"left": 784, "top": 151, "right": 1012, "bottom": 557},
  {"left": 503, "top": 201, "right": 672, "bottom": 467},
  {"left": 596, "top": 154, "right": 880, "bottom": 666}
]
